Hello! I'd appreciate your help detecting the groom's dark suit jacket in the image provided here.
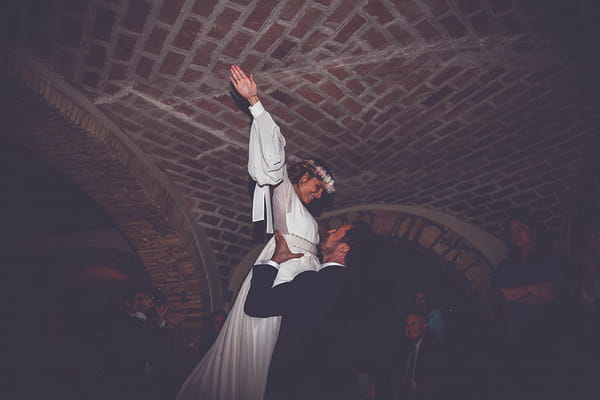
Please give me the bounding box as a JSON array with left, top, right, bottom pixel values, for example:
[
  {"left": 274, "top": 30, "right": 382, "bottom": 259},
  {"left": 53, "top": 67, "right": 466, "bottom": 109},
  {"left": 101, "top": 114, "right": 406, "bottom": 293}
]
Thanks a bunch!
[{"left": 245, "top": 262, "right": 360, "bottom": 400}]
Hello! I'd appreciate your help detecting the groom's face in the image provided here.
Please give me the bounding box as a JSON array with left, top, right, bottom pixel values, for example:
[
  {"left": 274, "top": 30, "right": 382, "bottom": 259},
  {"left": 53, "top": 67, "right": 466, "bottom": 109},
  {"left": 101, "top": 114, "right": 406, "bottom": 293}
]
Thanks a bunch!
[{"left": 319, "top": 224, "right": 353, "bottom": 256}]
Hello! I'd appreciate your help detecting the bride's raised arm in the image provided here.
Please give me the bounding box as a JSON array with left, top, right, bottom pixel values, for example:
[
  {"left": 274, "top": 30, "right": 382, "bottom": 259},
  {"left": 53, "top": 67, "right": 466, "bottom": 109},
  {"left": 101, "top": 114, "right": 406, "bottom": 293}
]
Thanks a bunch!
[{"left": 230, "top": 65, "right": 287, "bottom": 233}]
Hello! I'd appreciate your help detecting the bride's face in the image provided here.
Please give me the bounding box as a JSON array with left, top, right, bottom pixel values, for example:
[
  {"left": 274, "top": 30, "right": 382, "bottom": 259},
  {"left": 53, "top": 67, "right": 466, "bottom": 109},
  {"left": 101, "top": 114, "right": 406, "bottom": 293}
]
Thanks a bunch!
[{"left": 294, "top": 173, "right": 325, "bottom": 205}]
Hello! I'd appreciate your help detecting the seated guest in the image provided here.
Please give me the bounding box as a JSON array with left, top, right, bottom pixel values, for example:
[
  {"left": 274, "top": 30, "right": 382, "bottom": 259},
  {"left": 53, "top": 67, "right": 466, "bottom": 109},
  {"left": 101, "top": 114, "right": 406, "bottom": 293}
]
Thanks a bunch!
[{"left": 373, "top": 312, "right": 448, "bottom": 400}]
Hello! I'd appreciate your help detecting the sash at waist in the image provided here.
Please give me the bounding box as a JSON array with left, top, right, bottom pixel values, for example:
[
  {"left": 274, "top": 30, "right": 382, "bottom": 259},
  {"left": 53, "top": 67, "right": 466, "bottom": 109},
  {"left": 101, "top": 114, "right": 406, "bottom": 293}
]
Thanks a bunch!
[{"left": 281, "top": 233, "right": 317, "bottom": 256}]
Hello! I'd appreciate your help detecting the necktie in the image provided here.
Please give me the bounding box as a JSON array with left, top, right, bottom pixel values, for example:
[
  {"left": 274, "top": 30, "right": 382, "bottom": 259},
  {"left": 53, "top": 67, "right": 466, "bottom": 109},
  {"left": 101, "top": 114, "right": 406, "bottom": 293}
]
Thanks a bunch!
[{"left": 404, "top": 345, "right": 417, "bottom": 388}]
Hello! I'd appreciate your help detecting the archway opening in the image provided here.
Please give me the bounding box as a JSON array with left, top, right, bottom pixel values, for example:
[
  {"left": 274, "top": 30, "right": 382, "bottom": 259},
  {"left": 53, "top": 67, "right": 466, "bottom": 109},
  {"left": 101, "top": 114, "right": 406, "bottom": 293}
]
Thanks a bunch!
[{"left": 348, "top": 235, "right": 490, "bottom": 365}]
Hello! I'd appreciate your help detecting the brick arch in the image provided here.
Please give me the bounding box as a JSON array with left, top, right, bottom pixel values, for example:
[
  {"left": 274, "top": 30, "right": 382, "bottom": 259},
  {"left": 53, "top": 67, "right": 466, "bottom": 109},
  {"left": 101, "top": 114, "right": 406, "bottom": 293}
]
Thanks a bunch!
[
  {"left": 320, "top": 205, "right": 507, "bottom": 305},
  {"left": 0, "top": 51, "right": 221, "bottom": 332}
]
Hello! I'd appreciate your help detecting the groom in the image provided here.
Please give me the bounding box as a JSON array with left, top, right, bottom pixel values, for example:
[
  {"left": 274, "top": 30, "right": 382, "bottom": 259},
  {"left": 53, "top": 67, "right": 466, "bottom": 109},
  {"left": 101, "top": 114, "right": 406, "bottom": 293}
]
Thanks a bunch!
[{"left": 245, "top": 221, "right": 372, "bottom": 400}]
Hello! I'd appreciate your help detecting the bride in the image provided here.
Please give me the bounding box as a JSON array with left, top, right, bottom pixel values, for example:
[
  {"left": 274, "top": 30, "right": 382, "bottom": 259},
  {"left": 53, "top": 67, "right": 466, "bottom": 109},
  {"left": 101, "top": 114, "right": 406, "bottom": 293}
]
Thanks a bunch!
[{"left": 176, "top": 66, "right": 335, "bottom": 400}]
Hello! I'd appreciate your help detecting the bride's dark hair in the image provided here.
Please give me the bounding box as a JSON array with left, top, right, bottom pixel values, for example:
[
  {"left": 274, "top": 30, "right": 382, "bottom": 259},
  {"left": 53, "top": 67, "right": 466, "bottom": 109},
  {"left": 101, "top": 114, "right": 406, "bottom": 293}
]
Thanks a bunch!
[{"left": 287, "top": 157, "right": 333, "bottom": 185}]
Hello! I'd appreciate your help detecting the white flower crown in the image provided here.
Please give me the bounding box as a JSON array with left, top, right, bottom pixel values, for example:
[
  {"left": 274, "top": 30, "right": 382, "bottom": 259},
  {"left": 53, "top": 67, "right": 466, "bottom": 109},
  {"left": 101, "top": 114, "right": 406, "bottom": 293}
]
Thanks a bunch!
[{"left": 306, "top": 159, "right": 335, "bottom": 193}]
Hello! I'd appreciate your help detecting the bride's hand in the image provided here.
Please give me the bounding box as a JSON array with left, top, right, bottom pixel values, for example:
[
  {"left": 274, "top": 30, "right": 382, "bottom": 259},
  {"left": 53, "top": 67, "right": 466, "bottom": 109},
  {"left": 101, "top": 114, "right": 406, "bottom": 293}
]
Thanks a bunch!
[{"left": 230, "top": 65, "right": 257, "bottom": 100}]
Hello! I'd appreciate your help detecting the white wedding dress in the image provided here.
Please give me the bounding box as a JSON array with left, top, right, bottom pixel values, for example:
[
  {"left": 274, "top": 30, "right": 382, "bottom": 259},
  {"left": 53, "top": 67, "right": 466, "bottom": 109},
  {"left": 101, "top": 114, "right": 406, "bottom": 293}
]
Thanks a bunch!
[{"left": 176, "top": 101, "right": 323, "bottom": 400}]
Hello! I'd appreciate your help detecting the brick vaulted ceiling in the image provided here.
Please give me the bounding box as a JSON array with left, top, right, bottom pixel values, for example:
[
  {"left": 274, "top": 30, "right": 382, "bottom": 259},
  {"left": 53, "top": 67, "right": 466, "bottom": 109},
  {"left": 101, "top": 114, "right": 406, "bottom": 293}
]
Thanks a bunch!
[{"left": 1, "top": 0, "right": 599, "bottom": 292}]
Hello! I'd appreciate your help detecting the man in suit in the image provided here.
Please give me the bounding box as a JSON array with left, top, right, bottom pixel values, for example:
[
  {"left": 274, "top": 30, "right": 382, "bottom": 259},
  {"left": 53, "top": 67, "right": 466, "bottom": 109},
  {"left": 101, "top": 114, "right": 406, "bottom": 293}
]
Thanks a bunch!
[
  {"left": 374, "top": 312, "right": 448, "bottom": 400},
  {"left": 103, "top": 286, "right": 174, "bottom": 400},
  {"left": 245, "top": 221, "right": 373, "bottom": 400}
]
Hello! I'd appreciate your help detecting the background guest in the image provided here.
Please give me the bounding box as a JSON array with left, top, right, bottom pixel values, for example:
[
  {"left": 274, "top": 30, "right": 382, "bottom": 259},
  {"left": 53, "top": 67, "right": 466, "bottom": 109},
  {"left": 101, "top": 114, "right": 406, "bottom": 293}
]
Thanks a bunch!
[
  {"left": 493, "top": 211, "right": 563, "bottom": 400},
  {"left": 415, "top": 291, "right": 445, "bottom": 344},
  {"left": 372, "top": 312, "right": 448, "bottom": 400},
  {"left": 103, "top": 285, "right": 174, "bottom": 400}
]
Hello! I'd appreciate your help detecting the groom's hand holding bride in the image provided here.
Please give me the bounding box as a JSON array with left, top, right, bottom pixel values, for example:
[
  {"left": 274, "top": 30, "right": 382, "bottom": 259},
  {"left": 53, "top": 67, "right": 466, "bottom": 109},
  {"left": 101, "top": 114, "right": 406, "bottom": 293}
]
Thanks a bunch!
[{"left": 271, "top": 230, "right": 304, "bottom": 264}]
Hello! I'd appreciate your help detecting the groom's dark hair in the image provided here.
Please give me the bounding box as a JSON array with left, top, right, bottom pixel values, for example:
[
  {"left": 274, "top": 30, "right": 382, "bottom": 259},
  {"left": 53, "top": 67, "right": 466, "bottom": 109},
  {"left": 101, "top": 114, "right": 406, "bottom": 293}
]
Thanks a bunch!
[{"left": 341, "top": 221, "right": 373, "bottom": 268}]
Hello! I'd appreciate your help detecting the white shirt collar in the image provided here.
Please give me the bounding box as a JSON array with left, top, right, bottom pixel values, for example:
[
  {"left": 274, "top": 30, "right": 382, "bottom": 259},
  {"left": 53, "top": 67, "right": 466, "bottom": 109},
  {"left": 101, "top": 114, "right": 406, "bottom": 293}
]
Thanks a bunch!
[
  {"left": 129, "top": 311, "right": 148, "bottom": 322},
  {"left": 321, "top": 262, "right": 346, "bottom": 268},
  {"left": 261, "top": 261, "right": 347, "bottom": 269}
]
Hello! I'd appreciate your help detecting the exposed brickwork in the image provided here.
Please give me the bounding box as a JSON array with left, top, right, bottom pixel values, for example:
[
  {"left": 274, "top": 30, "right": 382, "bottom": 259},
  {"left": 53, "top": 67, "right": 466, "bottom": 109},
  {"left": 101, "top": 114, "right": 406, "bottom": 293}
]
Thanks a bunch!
[{"left": 3, "top": 0, "right": 600, "bottom": 309}]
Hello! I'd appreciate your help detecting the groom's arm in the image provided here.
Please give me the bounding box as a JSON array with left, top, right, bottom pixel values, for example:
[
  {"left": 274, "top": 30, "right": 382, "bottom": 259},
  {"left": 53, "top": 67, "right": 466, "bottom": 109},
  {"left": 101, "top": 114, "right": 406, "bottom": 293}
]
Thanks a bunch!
[
  {"left": 244, "top": 262, "right": 314, "bottom": 318},
  {"left": 245, "top": 231, "right": 314, "bottom": 317},
  {"left": 244, "top": 263, "right": 279, "bottom": 317}
]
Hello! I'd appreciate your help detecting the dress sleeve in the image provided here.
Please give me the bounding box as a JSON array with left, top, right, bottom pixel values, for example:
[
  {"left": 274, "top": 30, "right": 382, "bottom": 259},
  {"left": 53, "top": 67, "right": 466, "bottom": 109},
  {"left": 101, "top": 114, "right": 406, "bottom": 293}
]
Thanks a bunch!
[{"left": 247, "top": 101, "right": 286, "bottom": 233}]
